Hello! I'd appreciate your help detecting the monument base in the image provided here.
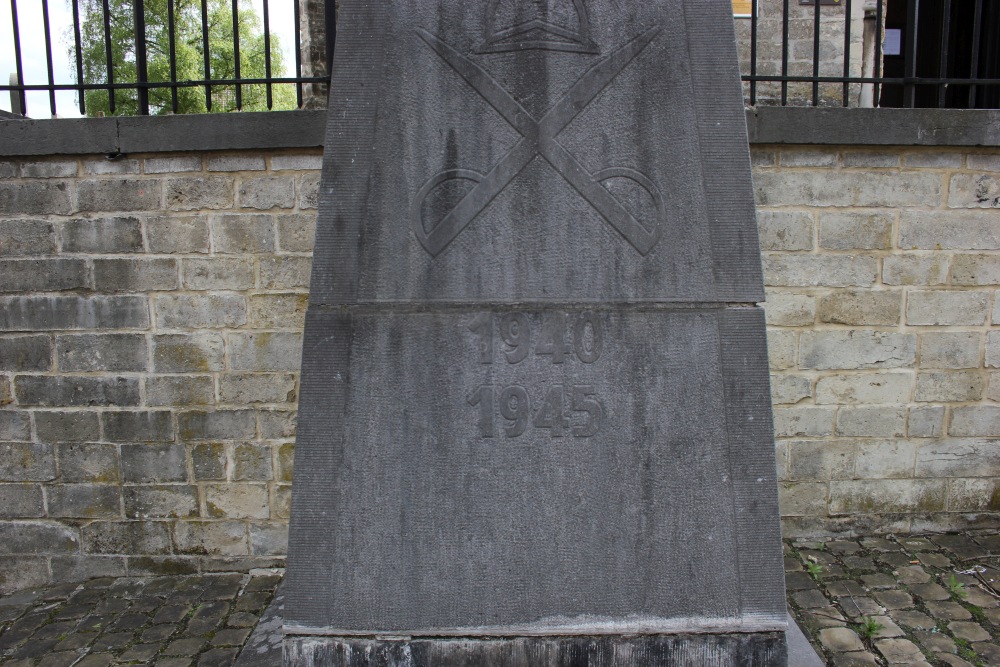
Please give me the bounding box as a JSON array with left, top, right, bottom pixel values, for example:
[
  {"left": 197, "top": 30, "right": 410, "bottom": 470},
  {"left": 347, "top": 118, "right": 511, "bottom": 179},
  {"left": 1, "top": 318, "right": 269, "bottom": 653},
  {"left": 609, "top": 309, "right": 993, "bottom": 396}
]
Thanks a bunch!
[{"left": 283, "top": 633, "right": 788, "bottom": 666}]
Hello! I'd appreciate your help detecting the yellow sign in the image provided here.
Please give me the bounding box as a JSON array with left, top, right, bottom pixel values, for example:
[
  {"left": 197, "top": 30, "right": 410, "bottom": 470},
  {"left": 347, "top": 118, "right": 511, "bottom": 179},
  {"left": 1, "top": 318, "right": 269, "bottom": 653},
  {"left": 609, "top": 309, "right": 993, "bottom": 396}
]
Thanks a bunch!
[{"left": 733, "top": 0, "right": 754, "bottom": 16}]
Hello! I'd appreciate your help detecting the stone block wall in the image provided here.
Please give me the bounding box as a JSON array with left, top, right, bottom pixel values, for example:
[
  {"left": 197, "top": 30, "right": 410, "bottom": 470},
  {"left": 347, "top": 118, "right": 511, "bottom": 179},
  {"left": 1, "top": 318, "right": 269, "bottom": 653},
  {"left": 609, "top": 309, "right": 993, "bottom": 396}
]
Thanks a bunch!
[
  {"left": 0, "top": 151, "right": 318, "bottom": 593},
  {"left": 755, "top": 146, "right": 1000, "bottom": 538},
  {"left": 2, "top": 141, "right": 1000, "bottom": 591}
]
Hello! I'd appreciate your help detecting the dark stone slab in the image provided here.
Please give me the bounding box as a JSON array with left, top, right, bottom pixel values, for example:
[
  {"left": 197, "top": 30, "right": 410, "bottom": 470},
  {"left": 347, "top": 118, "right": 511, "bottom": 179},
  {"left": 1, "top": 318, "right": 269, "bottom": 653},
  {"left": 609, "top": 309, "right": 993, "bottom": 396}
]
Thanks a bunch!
[
  {"left": 289, "top": 307, "right": 784, "bottom": 635},
  {"left": 248, "top": 597, "right": 824, "bottom": 667},
  {"left": 117, "top": 112, "right": 327, "bottom": 154},
  {"left": 0, "top": 117, "right": 118, "bottom": 156},
  {"left": 786, "top": 613, "right": 825, "bottom": 667},
  {"left": 235, "top": 587, "right": 284, "bottom": 667},
  {"left": 305, "top": 1, "right": 763, "bottom": 306},
  {"left": 6, "top": 108, "right": 1000, "bottom": 159},
  {"left": 285, "top": 633, "right": 786, "bottom": 666},
  {"left": 747, "top": 107, "right": 1000, "bottom": 147},
  {"left": 286, "top": 0, "right": 786, "bottom": 663}
]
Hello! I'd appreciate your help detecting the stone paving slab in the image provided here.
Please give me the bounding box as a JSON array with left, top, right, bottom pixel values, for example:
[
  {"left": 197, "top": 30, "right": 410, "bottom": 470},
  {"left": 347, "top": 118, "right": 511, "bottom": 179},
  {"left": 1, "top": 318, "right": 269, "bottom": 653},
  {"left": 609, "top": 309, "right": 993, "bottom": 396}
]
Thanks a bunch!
[
  {"left": 789, "top": 530, "right": 1000, "bottom": 667},
  {"left": 3, "top": 530, "right": 1000, "bottom": 666},
  {"left": 0, "top": 571, "right": 280, "bottom": 667}
]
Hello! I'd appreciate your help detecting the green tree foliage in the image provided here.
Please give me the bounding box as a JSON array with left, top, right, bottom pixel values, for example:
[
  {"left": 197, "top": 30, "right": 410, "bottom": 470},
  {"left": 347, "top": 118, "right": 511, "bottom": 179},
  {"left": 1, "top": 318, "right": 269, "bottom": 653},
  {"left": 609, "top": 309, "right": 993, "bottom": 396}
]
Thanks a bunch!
[{"left": 75, "top": 0, "right": 296, "bottom": 115}]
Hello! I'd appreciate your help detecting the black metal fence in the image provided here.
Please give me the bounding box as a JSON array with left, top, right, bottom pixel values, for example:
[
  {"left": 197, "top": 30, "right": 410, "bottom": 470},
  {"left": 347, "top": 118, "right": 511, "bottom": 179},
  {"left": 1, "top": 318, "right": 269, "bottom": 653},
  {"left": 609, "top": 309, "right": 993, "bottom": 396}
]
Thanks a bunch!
[
  {"left": 3, "top": 0, "right": 999, "bottom": 118},
  {"left": 2, "top": 0, "right": 333, "bottom": 118},
  {"left": 744, "top": 0, "right": 1000, "bottom": 108}
]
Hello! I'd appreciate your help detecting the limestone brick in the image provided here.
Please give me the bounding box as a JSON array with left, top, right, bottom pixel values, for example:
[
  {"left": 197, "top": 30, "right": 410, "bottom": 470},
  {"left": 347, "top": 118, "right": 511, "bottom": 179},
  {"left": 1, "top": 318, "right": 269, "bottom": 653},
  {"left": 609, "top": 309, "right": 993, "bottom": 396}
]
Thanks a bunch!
[
  {"left": 913, "top": 371, "right": 985, "bottom": 403},
  {"left": 907, "top": 406, "right": 945, "bottom": 438},
  {"left": 882, "top": 255, "right": 949, "bottom": 286},
  {"left": 771, "top": 374, "right": 813, "bottom": 405},
  {"left": 836, "top": 407, "right": 907, "bottom": 438},
  {"left": 899, "top": 210, "right": 1000, "bottom": 250},
  {"left": 814, "top": 372, "right": 911, "bottom": 405},
  {"left": 763, "top": 292, "right": 815, "bottom": 327},
  {"left": 819, "top": 212, "right": 892, "bottom": 250},
  {"left": 172, "top": 520, "right": 248, "bottom": 556},
  {"left": 211, "top": 214, "right": 276, "bottom": 254},
  {"left": 829, "top": 479, "right": 948, "bottom": 515},
  {"left": 949, "top": 173, "right": 1000, "bottom": 209},
  {"left": 799, "top": 331, "right": 917, "bottom": 370},
  {"left": 854, "top": 441, "right": 917, "bottom": 479},
  {"left": 817, "top": 291, "right": 901, "bottom": 326},
  {"left": 757, "top": 210, "right": 814, "bottom": 251},
  {"left": 787, "top": 438, "right": 855, "bottom": 482},
  {"left": 1, "top": 145, "right": 998, "bottom": 584},
  {"left": 920, "top": 332, "right": 981, "bottom": 369},
  {"left": 763, "top": 254, "right": 878, "bottom": 287},
  {"left": 906, "top": 290, "right": 991, "bottom": 326},
  {"left": 237, "top": 176, "right": 295, "bottom": 210}
]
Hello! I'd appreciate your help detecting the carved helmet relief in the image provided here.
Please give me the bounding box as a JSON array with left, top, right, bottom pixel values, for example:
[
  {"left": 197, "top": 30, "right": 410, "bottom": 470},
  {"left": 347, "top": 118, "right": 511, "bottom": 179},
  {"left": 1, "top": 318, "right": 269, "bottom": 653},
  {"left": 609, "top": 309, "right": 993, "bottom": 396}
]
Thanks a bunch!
[{"left": 478, "top": 0, "right": 598, "bottom": 54}]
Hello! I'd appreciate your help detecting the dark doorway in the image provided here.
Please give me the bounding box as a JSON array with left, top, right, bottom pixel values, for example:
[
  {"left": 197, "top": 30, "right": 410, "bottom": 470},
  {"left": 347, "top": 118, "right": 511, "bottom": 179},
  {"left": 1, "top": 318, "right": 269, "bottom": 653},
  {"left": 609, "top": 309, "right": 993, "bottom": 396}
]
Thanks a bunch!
[{"left": 879, "top": 0, "right": 1000, "bottom": 108}]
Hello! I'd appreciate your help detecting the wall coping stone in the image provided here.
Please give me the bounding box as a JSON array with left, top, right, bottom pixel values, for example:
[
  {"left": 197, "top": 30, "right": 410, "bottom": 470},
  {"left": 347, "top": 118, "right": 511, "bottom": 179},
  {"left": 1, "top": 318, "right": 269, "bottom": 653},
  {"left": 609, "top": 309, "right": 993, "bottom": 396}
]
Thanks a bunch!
[
  {"left": 0, "top": 110, "right": 327, "bottom": 156},
  {"left": 747, "top": 108, "right": 1000, "bottom": 147},
  {"left": 0, "top": 107, "right": 998, "bottom": 157}
]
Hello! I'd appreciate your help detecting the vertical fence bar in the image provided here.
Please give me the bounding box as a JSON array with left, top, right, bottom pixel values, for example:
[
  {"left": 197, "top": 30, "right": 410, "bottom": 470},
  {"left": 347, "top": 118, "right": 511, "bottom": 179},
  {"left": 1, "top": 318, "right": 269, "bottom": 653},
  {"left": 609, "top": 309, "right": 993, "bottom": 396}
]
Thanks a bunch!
[
  {"left": 937, "top": 0, "right": 950, "bottom": 108},
  {"left": 781, "top": 0, "right": 789, "bottom": 105},
  {"left": 293, "top": 0, "right": 302, "bottom": 107},
  {"left": 134, "top": 0, "right": 149, "bottom": 115},
  {"left": 71, "top": 0, "right": 86, "bottom": 114},
  {"left": 262, "top": 0, "right": 272, "bottom": 108},
  {"left": 201, "top": 0, "right": 211, "bottom": 110},
  {"left": 874, "top": 0, "right": 883, "bottom": 105},
  {"left": 102, "top": 0, "right": 115, "bottom": 112},
  {"left": 812, "top": 0, "right": 821, "bottom": 105},
  {"left": 749, "top": 0, "right": 758, "bottom": 105},
  {"left": 903, "top": 0, "right": 919, "bottom": 108},
  {"left": 232, "top": 0, "right": 241, "bottom": 109},
  {"left": 324, "top": 0, "right": 335, "bottom": 75},
  {"left": 9, "top": 0, "right": 26, "bottom": 116},
  {"left": 969, "top": 0, "right": 982, "bottom": 108},
  {"left": 842, "top": 0, "right": 852, "bottom": 106},
  {"left": 41, "top": 0, "right": 57, "bottom": 115},
  {"left": 167, "top": 0, "right": 177, "bottom": 113}
]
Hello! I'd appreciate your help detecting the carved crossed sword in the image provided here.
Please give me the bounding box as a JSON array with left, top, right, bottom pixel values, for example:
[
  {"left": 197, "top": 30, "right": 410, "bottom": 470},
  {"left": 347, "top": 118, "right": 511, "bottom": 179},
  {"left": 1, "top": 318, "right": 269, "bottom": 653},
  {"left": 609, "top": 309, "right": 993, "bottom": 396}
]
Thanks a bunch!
[{"left": 412, "top": 26, "right": 665, "bottom": 257}]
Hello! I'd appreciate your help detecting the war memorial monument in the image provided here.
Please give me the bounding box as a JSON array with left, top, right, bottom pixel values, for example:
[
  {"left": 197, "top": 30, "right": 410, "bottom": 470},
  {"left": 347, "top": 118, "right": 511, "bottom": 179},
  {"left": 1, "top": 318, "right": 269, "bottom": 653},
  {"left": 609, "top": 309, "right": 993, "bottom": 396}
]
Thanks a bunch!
[{"left": 281, "top": 0, "right": 790, "bottom": 663}]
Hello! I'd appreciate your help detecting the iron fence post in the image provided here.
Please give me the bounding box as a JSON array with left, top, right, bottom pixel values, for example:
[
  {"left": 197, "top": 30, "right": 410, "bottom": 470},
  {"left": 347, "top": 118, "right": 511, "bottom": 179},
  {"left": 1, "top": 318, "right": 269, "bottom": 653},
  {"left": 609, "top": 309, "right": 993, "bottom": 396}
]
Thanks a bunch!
[
  {"left": 325, "top": 0, "right": 336, "bottom": 75},
  {"left": 134, "top": 0, "right": 149, "bottom": 114},
  {"left": 903, "top": 0, "right": 919, "bottom": 107}
]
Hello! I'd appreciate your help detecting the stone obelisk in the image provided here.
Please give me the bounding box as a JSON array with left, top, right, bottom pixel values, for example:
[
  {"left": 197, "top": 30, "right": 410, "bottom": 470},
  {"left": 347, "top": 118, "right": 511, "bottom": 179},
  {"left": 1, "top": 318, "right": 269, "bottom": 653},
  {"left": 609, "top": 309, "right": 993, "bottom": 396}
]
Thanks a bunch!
[{"left": 284, "top": 1, "right": 788, "bottom": 664}]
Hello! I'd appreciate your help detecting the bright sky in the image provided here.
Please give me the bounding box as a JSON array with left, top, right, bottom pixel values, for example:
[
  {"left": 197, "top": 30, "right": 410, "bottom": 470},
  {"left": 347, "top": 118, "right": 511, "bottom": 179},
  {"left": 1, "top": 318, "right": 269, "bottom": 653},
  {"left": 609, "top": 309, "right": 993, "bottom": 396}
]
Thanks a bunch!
[{"left": 0, "top": 0, "right": 297, "bottom": 119}]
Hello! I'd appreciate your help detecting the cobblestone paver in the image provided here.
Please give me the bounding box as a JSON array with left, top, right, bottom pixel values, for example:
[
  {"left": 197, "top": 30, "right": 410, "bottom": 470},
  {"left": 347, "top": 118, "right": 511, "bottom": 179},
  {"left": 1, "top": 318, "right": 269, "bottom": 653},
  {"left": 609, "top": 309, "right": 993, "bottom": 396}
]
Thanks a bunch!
[
  {"left": 789, "top": 531, "right": 1000, "bottom": 667},
  {"left": 0, "top": 572, "right": 280, "bottom": 666},
  {"left": 4, "top": 533, "right": 1000, "bottom": 666}
]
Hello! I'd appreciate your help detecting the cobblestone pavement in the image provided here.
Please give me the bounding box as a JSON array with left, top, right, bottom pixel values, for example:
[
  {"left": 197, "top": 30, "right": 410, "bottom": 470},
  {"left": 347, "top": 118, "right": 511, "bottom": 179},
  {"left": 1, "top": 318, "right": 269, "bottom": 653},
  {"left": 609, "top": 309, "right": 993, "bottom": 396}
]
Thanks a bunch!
[
  {"left": 0, "top": 571, "right": 280, "bottom": 666},
  {"left": 3, "top": 532, "right": 1000, "bottom": 666},
  {"left": 788, "top": 531, "right": 1000, "bottom": 666}
]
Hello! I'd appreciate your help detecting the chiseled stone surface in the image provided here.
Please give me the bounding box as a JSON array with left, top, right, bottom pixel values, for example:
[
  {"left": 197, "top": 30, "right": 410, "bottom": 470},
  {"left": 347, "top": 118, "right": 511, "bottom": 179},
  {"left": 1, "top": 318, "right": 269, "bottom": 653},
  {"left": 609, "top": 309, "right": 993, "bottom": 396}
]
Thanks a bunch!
[{"left": 286, "top": 1, "right": 783, "bottom": 662}]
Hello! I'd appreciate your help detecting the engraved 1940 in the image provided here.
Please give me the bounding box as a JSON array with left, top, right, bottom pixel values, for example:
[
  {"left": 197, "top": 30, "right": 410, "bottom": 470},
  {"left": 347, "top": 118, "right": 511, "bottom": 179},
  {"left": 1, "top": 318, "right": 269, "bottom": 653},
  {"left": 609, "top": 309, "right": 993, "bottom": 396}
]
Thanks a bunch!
[
  {"left": 467, "top": 312, "right": 605, "bottom": 439},
  {"left": 467, "top": 311, "right": 603, "bottom": 365}
]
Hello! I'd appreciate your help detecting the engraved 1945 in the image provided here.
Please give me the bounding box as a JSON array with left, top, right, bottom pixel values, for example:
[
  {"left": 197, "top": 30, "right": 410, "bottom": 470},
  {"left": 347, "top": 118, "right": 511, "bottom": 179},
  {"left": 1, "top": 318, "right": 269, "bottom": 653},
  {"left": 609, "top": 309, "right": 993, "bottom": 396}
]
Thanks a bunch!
[{"left": 467, "top": 312, "right": 605, "bottom": 438}]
